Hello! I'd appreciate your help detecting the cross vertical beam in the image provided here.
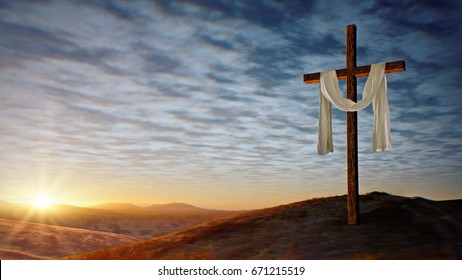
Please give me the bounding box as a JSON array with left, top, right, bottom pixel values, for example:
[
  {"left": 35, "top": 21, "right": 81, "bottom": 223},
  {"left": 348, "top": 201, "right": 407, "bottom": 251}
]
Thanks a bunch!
[{"left": 346, "top": 24, "right": 359, "bottom": 225}]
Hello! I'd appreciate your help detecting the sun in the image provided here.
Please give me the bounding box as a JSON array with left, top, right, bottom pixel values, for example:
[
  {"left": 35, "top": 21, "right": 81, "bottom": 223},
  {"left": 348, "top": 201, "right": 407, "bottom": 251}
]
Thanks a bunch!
[{"left": 32, "top": 194, "right": 53, "bottom": 209}]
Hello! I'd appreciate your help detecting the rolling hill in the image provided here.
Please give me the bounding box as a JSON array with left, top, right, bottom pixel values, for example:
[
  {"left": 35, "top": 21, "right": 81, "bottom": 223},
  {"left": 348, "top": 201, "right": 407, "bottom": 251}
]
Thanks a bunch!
[
  {"left": 67, "top": 192, "right": 462, "bottom": 260},
  {"left": 0, "top": 218, "right": 139, "bottom": 260},
  {"left": 0, "top": 200, "right": 240, "bottom": 239}
]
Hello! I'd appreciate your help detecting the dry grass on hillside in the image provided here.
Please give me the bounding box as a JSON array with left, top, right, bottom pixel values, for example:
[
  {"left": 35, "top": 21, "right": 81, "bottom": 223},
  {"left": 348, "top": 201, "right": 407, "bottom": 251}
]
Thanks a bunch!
[
  {"left": 68, "top": 192, "right": 462, "bottom": 260},
  {"left": 0, "top": 218, "right": 139, "bottom": 260}
]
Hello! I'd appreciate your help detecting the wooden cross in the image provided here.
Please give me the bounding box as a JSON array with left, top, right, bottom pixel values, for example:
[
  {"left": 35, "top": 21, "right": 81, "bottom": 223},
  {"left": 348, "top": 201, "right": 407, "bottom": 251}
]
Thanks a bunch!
[{"left": 303, "top": 24, "right": 405, "bottom": 225}]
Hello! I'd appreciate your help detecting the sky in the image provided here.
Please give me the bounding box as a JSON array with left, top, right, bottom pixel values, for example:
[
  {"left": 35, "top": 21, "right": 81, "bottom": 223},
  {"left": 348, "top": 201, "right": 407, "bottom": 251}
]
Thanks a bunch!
[{"left": 1, "top": 0, "right": 461, "bottom": 209}]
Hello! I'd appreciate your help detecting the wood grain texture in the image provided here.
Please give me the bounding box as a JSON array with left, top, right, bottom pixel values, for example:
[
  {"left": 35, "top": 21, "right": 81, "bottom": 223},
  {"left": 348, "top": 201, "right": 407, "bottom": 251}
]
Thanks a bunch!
[
  {"left": 346, "top": 24, "right": 360, "bottom": 225},
  {"left": 303, "top": 60, "right": 405, "bottom": 84}
]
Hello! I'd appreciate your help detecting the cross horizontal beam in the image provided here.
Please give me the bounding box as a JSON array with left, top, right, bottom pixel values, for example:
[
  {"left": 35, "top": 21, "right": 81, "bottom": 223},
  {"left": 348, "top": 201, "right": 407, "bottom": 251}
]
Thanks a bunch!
[{"left": 303, "top": 60, "right": 405, "bottom": 84}]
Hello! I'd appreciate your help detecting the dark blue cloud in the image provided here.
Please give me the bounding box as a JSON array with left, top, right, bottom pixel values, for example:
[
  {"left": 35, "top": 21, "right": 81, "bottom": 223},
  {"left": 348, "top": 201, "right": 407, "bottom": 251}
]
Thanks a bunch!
[
  {"left": 199, "top": 34, "right": 236, "bottom": 51},
  {"left": 154, "top": 0, "right": 286, "bottom": 27},
  {"left": 0, "top": 21, "right": 74, "bottom": 58},
  {"left": 365, "top": 0, "right": 461, "bottom": 35},
  {"left": 132, "top": 42, "right": 182, "bottom": 74},
  {"left": 103, "top": 0, "right": 139, "bottom": 21},
  {"left": 206, "top": 73, "right": 236, "bottom": 84}
]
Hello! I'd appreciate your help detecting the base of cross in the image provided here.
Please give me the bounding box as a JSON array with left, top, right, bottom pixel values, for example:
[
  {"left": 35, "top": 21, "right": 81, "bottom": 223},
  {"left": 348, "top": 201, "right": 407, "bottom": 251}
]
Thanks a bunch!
[{"left": 303, "top": 24, "right": 405, "bottom": 225}]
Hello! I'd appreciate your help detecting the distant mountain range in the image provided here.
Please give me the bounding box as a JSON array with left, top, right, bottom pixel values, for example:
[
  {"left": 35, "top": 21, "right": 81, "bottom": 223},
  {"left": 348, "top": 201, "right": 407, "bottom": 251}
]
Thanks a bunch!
[
  {"left": 90, "top": 202, "right": 217, "bottom": 213},
  {"left": 68, "top": 192, "right": 462, "bottom": 260}
]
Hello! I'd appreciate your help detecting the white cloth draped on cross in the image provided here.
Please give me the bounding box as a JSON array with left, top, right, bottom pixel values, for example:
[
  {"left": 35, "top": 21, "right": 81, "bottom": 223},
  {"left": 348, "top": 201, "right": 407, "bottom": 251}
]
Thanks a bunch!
[{"left": 318, "top": 62, "right": 391, "bottom": 155}]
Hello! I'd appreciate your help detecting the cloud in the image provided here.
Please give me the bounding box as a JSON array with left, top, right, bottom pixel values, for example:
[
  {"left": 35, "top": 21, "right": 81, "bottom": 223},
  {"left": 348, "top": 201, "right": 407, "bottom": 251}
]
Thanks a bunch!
[{"left": 0, "top": 0, "right": 461, "bottom": 207}]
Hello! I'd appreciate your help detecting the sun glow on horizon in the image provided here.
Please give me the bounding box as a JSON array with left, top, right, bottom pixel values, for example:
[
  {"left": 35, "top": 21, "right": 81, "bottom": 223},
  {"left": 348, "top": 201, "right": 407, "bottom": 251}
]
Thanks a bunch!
[{"left": 32, "top": 194, "right": 53, "bottom": 209}]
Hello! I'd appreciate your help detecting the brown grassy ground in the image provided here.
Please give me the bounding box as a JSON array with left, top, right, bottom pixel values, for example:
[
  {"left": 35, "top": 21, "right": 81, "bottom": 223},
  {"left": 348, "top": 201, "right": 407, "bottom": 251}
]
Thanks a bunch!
[
  {"left": 67, "top": 192, "right": 462, "bottom": 260},
  {"left": 0, "top": 218, "right": 139, "bottom": 259}
]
